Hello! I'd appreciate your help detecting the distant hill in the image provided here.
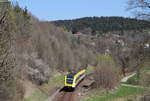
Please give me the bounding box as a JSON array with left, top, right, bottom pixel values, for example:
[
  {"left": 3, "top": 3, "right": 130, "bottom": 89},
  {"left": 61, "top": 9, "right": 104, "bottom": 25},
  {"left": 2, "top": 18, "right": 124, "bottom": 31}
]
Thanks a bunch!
[{"left": 51, "top": 17, "right": 150, "bottom": 35}]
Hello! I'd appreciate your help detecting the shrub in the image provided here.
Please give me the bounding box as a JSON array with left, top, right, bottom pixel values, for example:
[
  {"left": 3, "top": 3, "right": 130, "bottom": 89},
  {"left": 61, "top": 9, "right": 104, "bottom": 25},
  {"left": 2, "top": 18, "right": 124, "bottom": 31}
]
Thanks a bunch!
[
  {"left": 140, "top": 72, "right": 150, "bottom": 87},
  {"left": 94, "top": 54, "right": 119, "bottom": 89}
]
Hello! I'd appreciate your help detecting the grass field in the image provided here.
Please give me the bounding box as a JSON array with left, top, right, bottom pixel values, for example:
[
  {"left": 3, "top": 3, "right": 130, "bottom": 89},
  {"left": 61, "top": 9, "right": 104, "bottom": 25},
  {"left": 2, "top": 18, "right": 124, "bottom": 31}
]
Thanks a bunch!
[
  {"left": 85, "top": 85, "right": 145, "bottom": 101},
  {"left": 42, "top": 73, "right": 65, "bottom": 91}
]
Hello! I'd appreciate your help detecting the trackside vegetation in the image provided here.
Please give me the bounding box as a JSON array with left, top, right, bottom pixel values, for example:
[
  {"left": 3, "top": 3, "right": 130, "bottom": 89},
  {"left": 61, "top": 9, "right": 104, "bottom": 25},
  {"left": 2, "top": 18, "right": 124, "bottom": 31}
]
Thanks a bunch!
[
  {"left": 94, "top": 55, "right": 119, "bottom": 89},
  {"left": 85, "top": 86, "right": 145, "bottom": 101},
  {"left": 42, "top": 73, "right": 65, "bottom": 92},
  {"left": 22, "top": 90, "right": 48, "bottom": 101}
]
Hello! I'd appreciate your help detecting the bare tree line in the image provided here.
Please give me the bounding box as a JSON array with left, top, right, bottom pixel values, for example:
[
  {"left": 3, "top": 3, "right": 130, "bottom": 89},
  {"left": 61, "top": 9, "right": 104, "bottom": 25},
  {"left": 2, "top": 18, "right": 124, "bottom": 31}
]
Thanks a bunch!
[{"left": 0, "top": 3, "right": 25, "bottom": 101}]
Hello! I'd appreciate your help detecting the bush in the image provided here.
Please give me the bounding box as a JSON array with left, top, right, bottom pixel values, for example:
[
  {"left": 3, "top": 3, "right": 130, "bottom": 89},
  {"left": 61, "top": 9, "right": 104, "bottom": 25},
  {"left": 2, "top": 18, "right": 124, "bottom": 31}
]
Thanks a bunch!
[
  {"left": 140, "top": 72, "right": 150, "bottom": 87},
  {"left": 0, "top": 80, "right": 24, "bottom": 101},
  {"left": 94, "top": 55, "right": 119, "bottom": 89}
]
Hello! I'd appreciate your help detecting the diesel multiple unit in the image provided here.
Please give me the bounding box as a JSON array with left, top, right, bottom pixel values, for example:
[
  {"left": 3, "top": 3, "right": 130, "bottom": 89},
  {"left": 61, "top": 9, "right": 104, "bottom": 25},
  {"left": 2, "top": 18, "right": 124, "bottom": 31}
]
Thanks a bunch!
[{"left": 64, "top": 69, "right": 86, "bottom": 88}]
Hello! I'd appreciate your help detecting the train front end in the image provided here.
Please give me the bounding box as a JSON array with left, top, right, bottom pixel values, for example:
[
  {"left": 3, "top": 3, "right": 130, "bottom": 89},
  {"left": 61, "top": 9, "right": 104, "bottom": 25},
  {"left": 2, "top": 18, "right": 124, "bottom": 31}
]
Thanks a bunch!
[{"left": 64, "top": 73, "right": 75, "bottom": 88}]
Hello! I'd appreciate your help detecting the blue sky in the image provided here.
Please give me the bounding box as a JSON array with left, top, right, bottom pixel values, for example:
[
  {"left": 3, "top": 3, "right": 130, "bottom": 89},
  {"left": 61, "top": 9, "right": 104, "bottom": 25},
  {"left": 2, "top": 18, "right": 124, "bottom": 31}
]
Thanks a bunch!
[{"left": 11, "top": 0, "right": 132, "bottom": 21}]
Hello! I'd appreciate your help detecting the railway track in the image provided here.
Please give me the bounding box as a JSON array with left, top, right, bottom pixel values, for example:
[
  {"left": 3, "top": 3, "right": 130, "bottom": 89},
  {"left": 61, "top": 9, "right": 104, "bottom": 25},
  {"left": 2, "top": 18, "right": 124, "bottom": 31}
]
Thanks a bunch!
[
  {"left": 56, "top": 91, "right": 75, "bottom": 101},
  {"left": 55, "top": 79, "right": 82, "bottom": 101}
]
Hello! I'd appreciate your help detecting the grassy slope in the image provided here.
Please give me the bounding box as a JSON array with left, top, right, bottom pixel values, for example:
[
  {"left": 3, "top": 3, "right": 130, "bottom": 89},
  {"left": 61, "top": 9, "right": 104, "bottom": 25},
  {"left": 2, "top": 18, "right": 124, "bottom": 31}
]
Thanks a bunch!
[
  {"left": 42, "top": 74, "right": 65, "bottom": 91},
  {"left": 85, "top": 86, "right": 144, "bottom": 101},
  {"left": 21, "top": 73, "right": 64, "bottom": 101},
  {"left": 84, "top": 70, "right": 150, "bottom": 101},
  {"left": 124, "top": 70, "right": 150, "bottom": 85}
]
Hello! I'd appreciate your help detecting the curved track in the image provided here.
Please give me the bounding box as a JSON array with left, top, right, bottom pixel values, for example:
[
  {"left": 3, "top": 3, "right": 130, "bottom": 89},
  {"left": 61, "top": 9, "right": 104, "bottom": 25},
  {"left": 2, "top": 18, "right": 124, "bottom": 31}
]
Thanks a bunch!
[
  {"left": 56, "top": 92, "right": 75, "bottom": 101},
  {"left": 55, "top": 82, "right": 81, "bottom": 101}
]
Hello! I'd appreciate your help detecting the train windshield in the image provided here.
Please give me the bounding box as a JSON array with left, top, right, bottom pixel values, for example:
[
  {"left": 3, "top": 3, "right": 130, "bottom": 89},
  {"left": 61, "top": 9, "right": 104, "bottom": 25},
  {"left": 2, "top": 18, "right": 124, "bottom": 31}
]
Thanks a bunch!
[
  {"left": 67, "top": 73, "right": 74, "bottom": 79},
  {"left": 66, "top": 73, "right": 74, "bottom": 84}
]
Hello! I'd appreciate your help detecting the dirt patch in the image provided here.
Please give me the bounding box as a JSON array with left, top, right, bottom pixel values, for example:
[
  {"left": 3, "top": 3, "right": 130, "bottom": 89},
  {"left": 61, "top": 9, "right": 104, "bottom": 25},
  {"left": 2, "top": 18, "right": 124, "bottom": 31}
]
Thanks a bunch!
[
  {"left": 57, "top": 92, "right": 75, "bottom": 101},
  {"left": 23, "top": 79, "right": 37, "bottom": 98},
  {"left": 44, "top": 88, "right": 60, "bottom": 101}
]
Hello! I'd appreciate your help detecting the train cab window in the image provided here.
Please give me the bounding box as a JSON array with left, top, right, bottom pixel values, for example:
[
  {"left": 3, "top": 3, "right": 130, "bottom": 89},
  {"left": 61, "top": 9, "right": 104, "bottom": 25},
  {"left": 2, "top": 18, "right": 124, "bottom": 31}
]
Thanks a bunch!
[
  {"left": 67, "top": 73, "right": 74, "bottom": 79},
  {"left": 66, "top": 73, "right": 74, "bottom": 84},
  {"left": 66, "top": 79, "right": 73, "bottom": 84}
]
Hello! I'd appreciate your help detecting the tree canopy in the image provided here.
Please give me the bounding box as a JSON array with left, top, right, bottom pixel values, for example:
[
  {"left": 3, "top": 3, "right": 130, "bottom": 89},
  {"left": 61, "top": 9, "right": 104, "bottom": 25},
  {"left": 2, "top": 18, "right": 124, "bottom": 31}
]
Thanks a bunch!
[{"left": 52, "top": 17, "right": 150, "bottom": 35}]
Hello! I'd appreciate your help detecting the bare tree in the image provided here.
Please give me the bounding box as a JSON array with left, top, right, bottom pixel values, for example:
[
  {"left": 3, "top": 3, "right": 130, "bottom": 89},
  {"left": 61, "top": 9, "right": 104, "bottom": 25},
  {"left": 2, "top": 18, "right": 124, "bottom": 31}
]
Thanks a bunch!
[
  {"left": 0, "top": 5, "right": 13, "bottom": 83},
  {"left": 94, "top": 55, "right": 119, "bottom": 89},
  {"left": 0, "top": 3, "right": 24, "bottom": 101},
  {"left": 127, "top": 0, "right": 150, "bottom": 20}
]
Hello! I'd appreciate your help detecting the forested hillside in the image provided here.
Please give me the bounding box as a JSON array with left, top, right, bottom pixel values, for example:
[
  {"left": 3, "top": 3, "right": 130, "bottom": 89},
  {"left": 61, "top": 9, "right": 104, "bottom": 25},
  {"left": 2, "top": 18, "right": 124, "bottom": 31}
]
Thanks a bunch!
[
  {"left": 0, "top": 1, "right": 150, "bottom": 101},
  {"left": 0, "top": 3, "right": 96, "bottom": 101},
  {"left": 52, "top": 17, "right": 150, "bottom": 35}
]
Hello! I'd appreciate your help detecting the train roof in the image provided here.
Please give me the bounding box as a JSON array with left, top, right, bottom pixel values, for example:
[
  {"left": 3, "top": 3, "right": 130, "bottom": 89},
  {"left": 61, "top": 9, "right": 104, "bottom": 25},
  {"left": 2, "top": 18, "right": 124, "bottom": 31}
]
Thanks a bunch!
[
  {"left": 67, "top": 72, "right": 77, "bottom": 77},
  {"left": 67, "top": 69, "right": 85, "bottom": 78}
]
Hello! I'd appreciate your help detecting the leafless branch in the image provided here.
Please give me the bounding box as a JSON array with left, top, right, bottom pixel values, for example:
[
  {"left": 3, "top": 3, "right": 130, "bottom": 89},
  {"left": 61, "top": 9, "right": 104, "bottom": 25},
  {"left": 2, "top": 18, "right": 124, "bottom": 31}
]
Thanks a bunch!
[{"left": 128, "top": 0, "right": 150, "bottom": 20}]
